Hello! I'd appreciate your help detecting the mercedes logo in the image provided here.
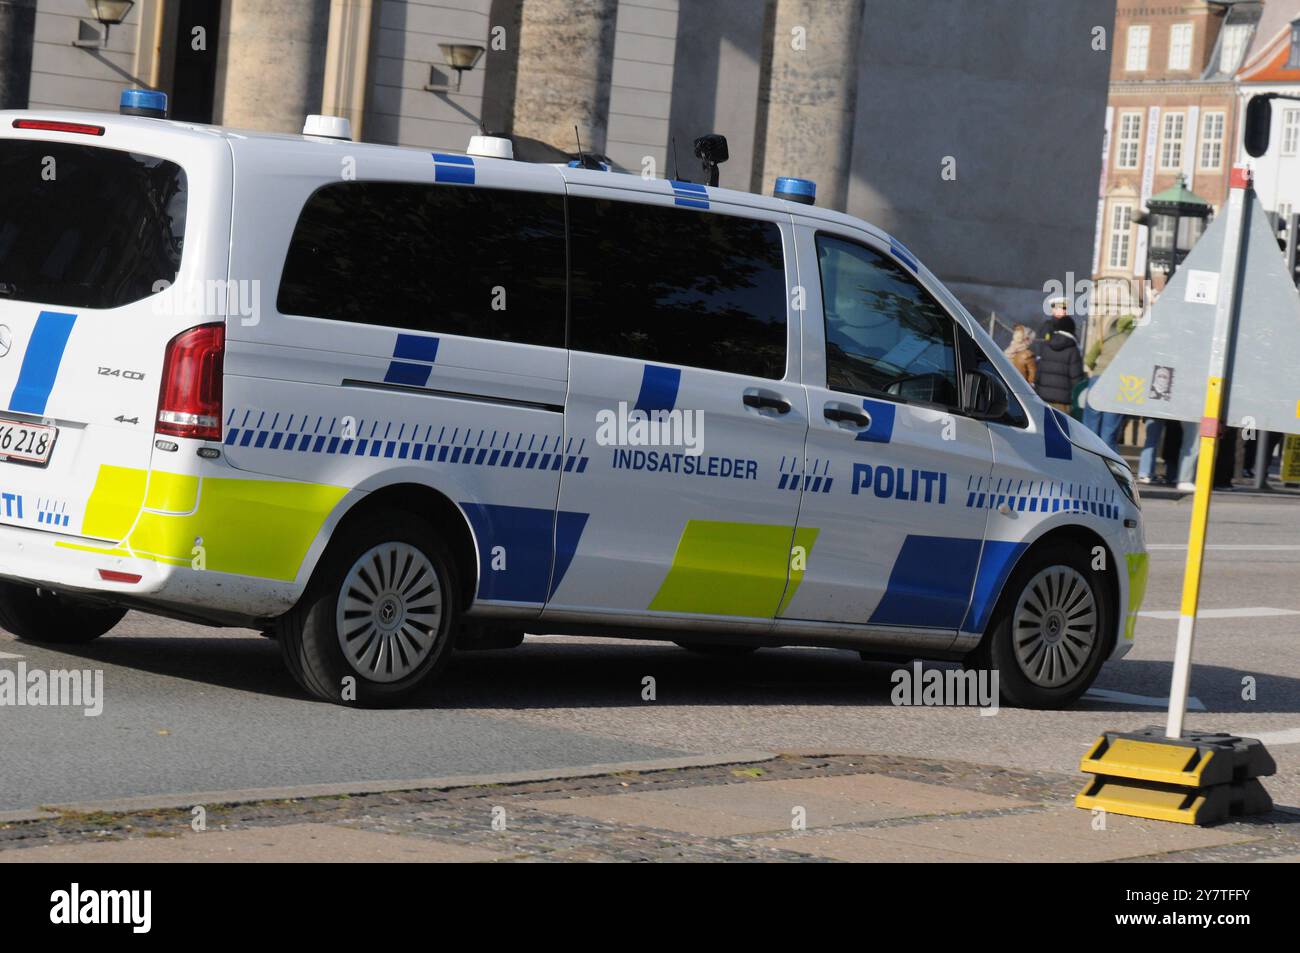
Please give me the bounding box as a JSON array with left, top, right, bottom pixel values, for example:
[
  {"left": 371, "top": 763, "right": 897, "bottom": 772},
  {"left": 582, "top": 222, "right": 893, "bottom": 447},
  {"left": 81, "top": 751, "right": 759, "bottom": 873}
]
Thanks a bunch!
[{"left": 0, "top": 325, "right": 11, "bottom": 358}]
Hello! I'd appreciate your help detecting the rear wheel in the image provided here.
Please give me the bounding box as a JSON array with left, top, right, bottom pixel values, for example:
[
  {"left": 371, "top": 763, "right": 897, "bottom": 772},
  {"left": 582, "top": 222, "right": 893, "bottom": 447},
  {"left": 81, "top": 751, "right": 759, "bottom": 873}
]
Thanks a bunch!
[
  {"left": 970, "top": 543, "right": 1111, "bottom": 709},
  {"left": 0, "top": 581, "right": 125, "bottom": 643},
  {"left": 278, "top": 513, "right": 457, "bottom": 706}
]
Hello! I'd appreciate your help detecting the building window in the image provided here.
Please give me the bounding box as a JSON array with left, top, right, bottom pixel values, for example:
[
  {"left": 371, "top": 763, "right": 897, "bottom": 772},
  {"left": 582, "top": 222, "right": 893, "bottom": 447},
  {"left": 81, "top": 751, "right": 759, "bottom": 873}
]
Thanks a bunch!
[
  {"left": 1284, "top": 109, "right": 1300, "bottom": 157},
  {"left": 1168, "top": 23, "right": 1194, "bottom": 70},
  {"left": 1108, "top": 203, "right": 1135, "bottom": 270},
  {"left": 1116, "top": 112, "right": 1142, "bottom": 169},
  {"left": 1289, "top": 20, "right": 1300, "bottom": 69},
  {"left": 1126, "top": 25, "right": 1150, "bottom": 70},
  {"left": 1199, "top": 111, "right": 1225, "bottom": 170},
  {"left": 1219, "top": 23, "right": 1250, "bottom": 73},
  {"left": 1160, "top": 113, "right": 1185, "bottom": 170}
]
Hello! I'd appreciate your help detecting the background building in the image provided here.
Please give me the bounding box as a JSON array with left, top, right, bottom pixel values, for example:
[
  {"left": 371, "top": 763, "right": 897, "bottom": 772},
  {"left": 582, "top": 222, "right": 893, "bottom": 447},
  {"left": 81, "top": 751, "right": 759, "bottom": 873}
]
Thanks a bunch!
[
  {"left": 1235, "top": 0, "right": 1300, "bottom": 259},
  {"left": 1090, "top": 1, "right": 1263, "bottom": 335},
  {"left": 1, "top": 0, "right": 1117, "bottom": 336}
]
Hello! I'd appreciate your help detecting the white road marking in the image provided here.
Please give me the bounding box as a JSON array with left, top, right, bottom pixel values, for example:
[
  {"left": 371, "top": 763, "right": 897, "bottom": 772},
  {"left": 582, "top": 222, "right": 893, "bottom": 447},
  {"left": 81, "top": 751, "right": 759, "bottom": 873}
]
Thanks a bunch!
[
  {"left": 1138, "top": 607, "right": 1300, "bottom": 620},
  {"left": 1250, "top": 728, "right": 1300, "bottom": 746},
  {"left": 1083, "top": 688, "right": 1207, "bottom": 711},
  {"left": 1147, "top": 544, "right": 1300, "bottom": 551},
  {"left": 0, "top": 651, "right": 23, "bottom": 660}
]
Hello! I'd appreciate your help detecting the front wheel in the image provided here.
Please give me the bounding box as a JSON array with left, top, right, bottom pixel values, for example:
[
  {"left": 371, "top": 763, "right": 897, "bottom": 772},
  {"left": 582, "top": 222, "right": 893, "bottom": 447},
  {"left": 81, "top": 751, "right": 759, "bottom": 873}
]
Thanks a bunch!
[
  {"left": 278, "top": 513, "right": 458, "bottom": 706},
  {"left": 970, "top": 543, "right": 1111, "bottom": 709},
  {"left": 0, "top": 581, "right": 126, "bottom": 643}
]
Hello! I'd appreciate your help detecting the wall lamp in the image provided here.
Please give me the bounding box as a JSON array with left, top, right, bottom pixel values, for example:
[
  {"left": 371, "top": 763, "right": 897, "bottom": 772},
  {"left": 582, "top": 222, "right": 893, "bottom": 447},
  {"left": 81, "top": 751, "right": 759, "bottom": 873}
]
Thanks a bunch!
[
  {"left": 73, "top": 0, "right": 136, "bottom": 49},
  {"left": 424, "top": 43, "right": 486, "bottom": 93}
]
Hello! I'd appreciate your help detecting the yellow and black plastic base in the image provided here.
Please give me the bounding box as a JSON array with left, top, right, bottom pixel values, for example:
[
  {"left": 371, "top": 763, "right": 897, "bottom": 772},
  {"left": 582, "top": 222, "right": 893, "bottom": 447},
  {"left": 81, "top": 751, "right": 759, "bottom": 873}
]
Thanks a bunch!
[{"left": 1076, "top": 727, "right": 1275, "bottom": 826}]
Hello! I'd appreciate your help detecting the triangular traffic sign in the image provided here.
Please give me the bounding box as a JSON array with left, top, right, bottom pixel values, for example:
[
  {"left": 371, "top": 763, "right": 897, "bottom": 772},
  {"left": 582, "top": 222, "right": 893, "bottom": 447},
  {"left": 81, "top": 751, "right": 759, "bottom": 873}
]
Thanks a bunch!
[{"left": 1090, "top": 189, "right": 1300, "bottom": 435}]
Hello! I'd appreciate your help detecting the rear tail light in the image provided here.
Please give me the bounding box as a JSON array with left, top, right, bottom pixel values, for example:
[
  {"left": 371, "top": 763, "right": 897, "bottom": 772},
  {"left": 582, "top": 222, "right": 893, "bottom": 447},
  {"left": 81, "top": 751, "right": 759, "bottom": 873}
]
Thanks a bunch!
[
  {"left": 156, "top": 323, "right": 224, "bottom": 441},
  {"left": 11, "top": 118, "right": 105, "bottom": 136},
  {"left": 98, "top": 569, "right": 142, "bottom": 584}
]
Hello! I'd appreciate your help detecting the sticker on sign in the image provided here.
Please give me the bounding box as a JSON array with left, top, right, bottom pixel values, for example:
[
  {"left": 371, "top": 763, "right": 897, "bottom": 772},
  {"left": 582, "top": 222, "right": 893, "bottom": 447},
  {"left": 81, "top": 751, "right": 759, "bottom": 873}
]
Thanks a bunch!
[{"left": 1184, "top": 269, "right": 1219, "bottom": 305}]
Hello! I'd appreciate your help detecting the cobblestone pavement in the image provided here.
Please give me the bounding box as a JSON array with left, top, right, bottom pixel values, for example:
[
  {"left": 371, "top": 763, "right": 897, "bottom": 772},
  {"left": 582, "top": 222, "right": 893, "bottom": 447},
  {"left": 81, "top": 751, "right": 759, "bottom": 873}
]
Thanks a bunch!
[{"left": 3, "top": 754, "right": 1298, "bottom": 862}]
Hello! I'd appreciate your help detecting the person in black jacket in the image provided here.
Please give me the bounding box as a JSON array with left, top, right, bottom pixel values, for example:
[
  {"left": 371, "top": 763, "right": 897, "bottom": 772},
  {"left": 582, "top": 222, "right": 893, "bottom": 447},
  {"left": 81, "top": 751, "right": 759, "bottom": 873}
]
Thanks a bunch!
[{"left": 1034, "top": 314, "right": 1085, "bottom": 412}]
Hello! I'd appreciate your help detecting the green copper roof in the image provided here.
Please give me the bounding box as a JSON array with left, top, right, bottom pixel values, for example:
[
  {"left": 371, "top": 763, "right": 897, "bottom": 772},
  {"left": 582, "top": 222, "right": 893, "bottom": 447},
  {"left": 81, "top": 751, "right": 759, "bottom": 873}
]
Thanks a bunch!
[{"left": 1150, "top": 175, "right": 1212, "bottom": 208}]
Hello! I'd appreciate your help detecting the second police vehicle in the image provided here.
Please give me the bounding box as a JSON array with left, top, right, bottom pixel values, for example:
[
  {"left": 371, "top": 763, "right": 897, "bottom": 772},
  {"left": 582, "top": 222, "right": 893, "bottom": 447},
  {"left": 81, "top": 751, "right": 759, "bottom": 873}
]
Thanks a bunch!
[{"left": 0, "top": 91, "right": 1148, "bottom": 707}]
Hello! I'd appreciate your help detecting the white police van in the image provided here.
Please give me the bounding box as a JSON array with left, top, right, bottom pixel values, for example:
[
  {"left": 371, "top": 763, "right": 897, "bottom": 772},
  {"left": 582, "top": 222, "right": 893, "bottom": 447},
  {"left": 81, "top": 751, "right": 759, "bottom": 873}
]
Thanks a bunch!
[{"left": 0, "top": 91, "right": 1147, "bottom": 708}]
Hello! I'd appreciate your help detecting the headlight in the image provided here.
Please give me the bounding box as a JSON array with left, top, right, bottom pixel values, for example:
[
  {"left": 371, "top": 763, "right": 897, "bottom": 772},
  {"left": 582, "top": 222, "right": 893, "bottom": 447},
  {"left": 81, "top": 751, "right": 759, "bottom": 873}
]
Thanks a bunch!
[{"left": 1106, "top": 457, "right": 1140, "bottom": 509}]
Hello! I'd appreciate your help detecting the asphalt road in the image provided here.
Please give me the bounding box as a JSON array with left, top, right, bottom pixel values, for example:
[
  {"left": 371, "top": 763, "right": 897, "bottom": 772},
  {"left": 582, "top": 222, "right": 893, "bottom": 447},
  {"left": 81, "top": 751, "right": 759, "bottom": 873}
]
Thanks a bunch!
[{"left": 2, "top": 492, "right": 1298, "bottom": 814}]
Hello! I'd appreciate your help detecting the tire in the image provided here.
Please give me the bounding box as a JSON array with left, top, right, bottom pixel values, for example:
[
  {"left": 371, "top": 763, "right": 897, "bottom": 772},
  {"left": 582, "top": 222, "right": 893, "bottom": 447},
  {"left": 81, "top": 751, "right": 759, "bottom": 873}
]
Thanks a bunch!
[
  {"left": 277, "top": 512, "right": 458, "bottom": 706},
  {"left": 0, "top": 581, "right": 126, "bottom": 643},
  {"left": 969, "top": 542, "right": 1112, "bottom": 709},
  {"left": 674, "top": 641, "right": 758, "bottom": 657}
]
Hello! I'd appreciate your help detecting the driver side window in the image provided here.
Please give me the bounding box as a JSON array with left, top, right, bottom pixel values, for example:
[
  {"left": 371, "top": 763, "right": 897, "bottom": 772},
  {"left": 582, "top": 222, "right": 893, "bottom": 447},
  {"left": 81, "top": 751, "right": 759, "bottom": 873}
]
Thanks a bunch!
[{"left": 815, "top": 234, "right": 959, "bottom": 407}]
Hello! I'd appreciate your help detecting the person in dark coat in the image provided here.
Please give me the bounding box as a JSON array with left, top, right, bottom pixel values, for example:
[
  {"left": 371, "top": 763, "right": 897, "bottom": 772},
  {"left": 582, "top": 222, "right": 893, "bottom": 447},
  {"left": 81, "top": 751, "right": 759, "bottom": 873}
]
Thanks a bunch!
[{"left": 1034, "top": 314, "right": 1085, "bottom": 412}]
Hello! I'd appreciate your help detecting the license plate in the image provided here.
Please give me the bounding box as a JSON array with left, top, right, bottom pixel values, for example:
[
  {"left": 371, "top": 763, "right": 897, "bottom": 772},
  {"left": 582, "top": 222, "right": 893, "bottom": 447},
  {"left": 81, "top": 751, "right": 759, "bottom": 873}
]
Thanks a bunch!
[{"left": 0, "top": 418, "right": 57, "bottom": 465}]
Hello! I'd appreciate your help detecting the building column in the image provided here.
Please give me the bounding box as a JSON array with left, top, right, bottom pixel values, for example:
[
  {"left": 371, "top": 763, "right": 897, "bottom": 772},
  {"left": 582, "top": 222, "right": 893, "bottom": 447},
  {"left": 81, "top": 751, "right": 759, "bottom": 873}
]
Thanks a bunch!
[
  {"left": 512, "top": 0, "right": 618, "bottom": 154},
  {"left": 214, "top": 0, "right": 332, "bottom": 134},
  {"left": 321, "top": 0, "right": 378, "bottom": 140},
  {"left": 759, "top": 0, "right": 863, "bottom": 209},
  {"left": 0, "top": 0, "right": 37, "bottom": 110}
]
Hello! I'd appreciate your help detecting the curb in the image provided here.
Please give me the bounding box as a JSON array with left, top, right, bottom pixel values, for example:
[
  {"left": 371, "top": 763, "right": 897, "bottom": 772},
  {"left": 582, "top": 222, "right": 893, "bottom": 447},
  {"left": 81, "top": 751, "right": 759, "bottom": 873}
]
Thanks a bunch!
[{"left": 16, "top": 750, "right": 779, "bottom": 820}]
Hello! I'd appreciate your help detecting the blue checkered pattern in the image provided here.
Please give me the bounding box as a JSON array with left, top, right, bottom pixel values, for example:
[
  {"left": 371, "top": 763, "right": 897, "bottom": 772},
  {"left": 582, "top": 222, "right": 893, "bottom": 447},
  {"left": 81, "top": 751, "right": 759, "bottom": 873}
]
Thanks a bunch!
[
  {"left": 964, "top": 476, "right": 1120, "bottom": 520},
  {"left": 777, "top": 455, "right": 833, "bottom": 493},
  {"left": 224, "top": 409, "right": 588, "bottom": 472}
]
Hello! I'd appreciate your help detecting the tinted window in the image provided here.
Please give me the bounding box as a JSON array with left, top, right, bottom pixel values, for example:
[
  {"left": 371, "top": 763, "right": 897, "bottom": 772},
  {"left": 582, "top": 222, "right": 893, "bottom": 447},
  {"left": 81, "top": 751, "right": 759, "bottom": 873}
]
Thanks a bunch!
[
  {"left": 815, "top": 234, "right": 958, "bottom": 406},
  {"left": 0, "top": 140, "right": 186, "bottom": 309},
  {"left": 569, "top": 197, "right": 787, "bottom": 379},
  {"left": 278, "top": 182, "right": 565, "bottom": 348}
]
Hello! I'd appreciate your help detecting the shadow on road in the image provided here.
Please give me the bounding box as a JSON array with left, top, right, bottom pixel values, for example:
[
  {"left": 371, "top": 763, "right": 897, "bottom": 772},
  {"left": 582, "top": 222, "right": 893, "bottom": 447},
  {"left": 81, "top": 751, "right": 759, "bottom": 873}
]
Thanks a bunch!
[{"left": 18, "top": 631, "right": 1300, "bottom": 716}]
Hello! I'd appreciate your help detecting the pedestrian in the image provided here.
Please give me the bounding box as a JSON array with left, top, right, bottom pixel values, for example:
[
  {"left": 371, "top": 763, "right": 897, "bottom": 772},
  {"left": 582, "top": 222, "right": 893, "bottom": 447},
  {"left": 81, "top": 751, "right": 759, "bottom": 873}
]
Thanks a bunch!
[
  {"left": 1033, "top": 314, "right": 1085, "bottom": 413},
  {"left": 1034, "top": 297, "right": 1071, "bottom": 361},
  {"left": 1003, "top": 324, "right": 1037, "bottom": 385},
  {"left": 1082, "top": 313, "right": 1135, "bottom": 451}
]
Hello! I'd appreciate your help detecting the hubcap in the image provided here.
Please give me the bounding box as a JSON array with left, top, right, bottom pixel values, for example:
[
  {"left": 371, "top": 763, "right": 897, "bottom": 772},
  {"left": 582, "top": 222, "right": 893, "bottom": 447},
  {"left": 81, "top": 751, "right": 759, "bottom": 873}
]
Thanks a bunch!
[
  {"left": 1012, "top": 566, "right": 1098, "bottom": 688},
  {"left": 336, "top": 542, "right": 443, "bottom": 683}
]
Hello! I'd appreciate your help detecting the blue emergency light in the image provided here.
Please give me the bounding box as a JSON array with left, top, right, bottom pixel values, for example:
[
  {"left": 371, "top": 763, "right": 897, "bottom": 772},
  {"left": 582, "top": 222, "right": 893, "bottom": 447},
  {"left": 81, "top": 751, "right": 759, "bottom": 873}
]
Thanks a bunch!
[
  {"left": 774, "top": 176, "right": 816, "bottom": 205},
  {"left": 119, "top": 89, "right": 168, "bottom": 119}
]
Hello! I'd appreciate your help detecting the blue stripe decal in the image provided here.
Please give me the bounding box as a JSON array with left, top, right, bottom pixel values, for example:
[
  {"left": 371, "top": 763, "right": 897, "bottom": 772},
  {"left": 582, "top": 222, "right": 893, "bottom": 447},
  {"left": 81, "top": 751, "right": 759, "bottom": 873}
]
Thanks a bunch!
[
  {"left": 854, "top": 397, "right": 896, "bottom": 443},
  {"left": 962, "top": 540, "right": 1029, "bottom": 633},
  {"left": 432, "top": 152, "right": 475, "bottom": 184},
  {"left": 461, "top": 503, "right": 588, "bottom": 604},
  {"left": 1045, "top": 407, "right": 1073, "bottom": 460},
  {"left": 869, "top": 535, "right": 982, "bottom": 628},
  {"left": 393, "top": 334, "right": 439, "bottom": 363},
  {"left": 633, "top": 365, "right": 681, "bottom": 413},
  {"left": 550, "top": 511, "right": 590, "bottom": 598},
  {"left": 8, "top": 311, "right": 77, "bottom": 415},
  {"left": 890, "top": 238, "right": 919, "bottom": 272},
  {"left": 670, "top": 180, "right": 709, "bottom": 210},
  {"left": 385, "top": 361, "right": 433, "bottom": 386}
]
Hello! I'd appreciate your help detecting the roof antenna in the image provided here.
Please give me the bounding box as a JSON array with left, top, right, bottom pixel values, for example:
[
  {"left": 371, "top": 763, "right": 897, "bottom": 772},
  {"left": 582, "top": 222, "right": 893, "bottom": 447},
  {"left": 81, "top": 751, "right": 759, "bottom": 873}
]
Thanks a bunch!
[
  {"left": 671, "top": 136, "right": 681, "bottom": 182},
  {"left": 573, "top": 124, "right": 603, "bottom": 170}
]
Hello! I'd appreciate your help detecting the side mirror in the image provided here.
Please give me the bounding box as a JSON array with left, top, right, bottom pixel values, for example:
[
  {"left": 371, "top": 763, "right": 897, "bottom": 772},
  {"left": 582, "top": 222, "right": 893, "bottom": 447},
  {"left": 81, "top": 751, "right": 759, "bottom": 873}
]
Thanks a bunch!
[
  {"left": 968, "top": 370, "right": 1009, "bottom": 420},
  {"left": 1245, "top": 94, "right": 1273, "bottom": 158}
]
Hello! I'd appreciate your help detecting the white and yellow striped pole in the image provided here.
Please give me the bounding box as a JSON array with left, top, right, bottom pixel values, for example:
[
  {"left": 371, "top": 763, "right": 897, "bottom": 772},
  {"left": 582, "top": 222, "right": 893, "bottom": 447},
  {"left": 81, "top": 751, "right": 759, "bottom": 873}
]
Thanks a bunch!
[{"left": 1165, "top": 165, "right": 1253, "bottom": 740}]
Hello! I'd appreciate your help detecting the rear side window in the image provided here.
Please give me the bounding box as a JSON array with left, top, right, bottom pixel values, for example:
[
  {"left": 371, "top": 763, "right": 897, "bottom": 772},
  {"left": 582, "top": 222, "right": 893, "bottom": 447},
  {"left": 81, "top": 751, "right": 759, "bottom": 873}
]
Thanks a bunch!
[
  {"left": 277, "top": 181, "right": 566, "bottom": 348},
  {"left": 0, "top": 140, "right": 186, "bottom": 309},
  {"left": 568, "top": 197, "right": 787, "bottom": 379},
  {"left": 815, "top": 234, "right": 959, "bottom": 407}
]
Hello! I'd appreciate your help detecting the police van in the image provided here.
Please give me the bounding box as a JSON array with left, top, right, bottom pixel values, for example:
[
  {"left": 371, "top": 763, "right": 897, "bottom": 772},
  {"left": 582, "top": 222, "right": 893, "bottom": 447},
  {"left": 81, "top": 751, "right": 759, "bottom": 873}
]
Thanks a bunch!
[{"left": 0, "top": 91, "right": 1147, "bottom": 708}]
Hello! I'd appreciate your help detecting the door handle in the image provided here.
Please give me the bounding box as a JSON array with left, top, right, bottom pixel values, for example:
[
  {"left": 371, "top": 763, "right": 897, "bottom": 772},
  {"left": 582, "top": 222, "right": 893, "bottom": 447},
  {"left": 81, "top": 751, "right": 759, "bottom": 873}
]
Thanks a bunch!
[
  {"left": 824, "top": 405, "right": 871, "bottom": 428},
  {"left": 743, "top": 392, "right": 792, "bottom": 414}
]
